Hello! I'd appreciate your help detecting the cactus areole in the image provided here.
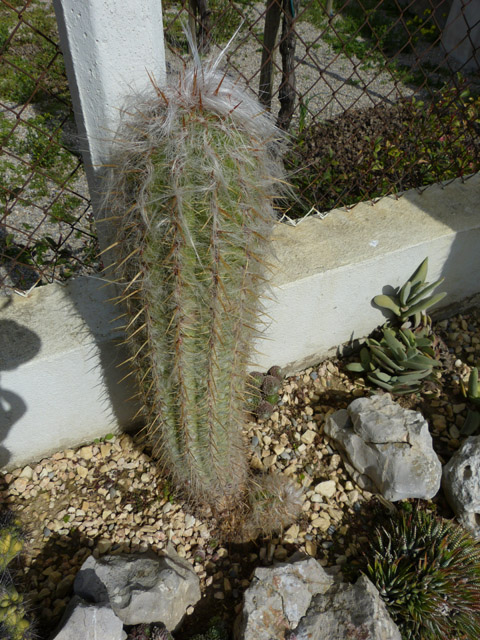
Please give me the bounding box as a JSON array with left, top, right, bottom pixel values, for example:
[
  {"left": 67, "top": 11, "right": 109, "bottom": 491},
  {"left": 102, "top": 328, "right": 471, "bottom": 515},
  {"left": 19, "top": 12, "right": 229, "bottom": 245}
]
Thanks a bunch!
[{"left": 104, "top": 54, "right": 287, "bottom": 512}]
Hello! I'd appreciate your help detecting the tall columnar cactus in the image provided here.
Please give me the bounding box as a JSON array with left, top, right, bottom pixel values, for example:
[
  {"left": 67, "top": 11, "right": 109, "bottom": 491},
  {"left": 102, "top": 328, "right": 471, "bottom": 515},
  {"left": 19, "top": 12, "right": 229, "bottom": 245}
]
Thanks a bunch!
[
  {"left": 0, "top": 513, "right": 33, "bottom": 640},
  {"left": 104, "top": 46, "right": 301, "bottom": 527}
]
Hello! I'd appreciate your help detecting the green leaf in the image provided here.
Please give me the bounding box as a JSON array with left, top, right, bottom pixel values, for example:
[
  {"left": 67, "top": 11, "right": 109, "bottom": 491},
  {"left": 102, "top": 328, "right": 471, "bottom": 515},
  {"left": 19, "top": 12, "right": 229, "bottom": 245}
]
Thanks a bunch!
[
  {"left": 407, "top": 278, "right": 445, "bottom": 306},
  {"left": 468, "top": 367, "right": 479, "bottom": 400},
  {"left": 395, "top": 369, "right": 433, "bottom": 383},
  {"left": 368, "top": 373, "right": 394, "bottom": 391},
  {"left": 371, "top": 370, "right": 393, "bottom": 383},
  {"left": 398, "top": 329, "right": 415, "bottom": 348},
  {"left": 372, "top": 295, "right": 401, "bottom": 316},
  {"left": 406, "top": 354, "right": 440, "bottom": 370},
  {"left": 400, "top": 292, "right": 447, "bottom": 319},
  {"left": 461, "top": 409, "right": 480, "bottom": 436},
  {"left": 346, "top": 362, "right": 367, "bottom": 373},
  {"left": 409, "top": 257, "right": 429, "bottom": 288},
  {"left": 370, "top": 345, "right": 404, "bottom": 372},
  {"left": 382, "top": 328, "right": 407, "bottom": 359},
  {"left": 360, "top": 346, "right": 372, "bottom": 370},
  {"left": 399, "top": 280, "right": 412, "bottom": 306}
]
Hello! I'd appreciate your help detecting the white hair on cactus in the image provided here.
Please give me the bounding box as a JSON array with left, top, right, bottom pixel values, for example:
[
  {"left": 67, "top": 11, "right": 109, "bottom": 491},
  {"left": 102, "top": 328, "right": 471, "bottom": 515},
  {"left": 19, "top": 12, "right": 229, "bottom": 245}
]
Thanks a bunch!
[{"left": 101, "top": 30, "right": 300, "bottom": 533}]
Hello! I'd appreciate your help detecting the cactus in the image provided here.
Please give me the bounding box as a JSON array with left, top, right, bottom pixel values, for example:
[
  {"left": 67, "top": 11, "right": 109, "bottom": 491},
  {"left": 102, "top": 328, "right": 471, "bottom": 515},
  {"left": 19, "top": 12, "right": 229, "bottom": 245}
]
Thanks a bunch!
[
  {"left": 346, "top": 326, "right": 440, "bottom": 394},
  {"left": 104, "top": 42, "right": 300, "bottom": 529},
  {"left": 0, "top": 513, "right": 33, "bottom": 640},
  {"left": 372, "top": 257, "right": 446, "bottom": 329},
  {"left": 245, "top": 366, "right": 283, "bottom": 419},
  {"left": 237, "top": 473, "right": 304, "bottom": 541},
  {"left": 358, "top": 507, "right": 480, "bottom": 640}
]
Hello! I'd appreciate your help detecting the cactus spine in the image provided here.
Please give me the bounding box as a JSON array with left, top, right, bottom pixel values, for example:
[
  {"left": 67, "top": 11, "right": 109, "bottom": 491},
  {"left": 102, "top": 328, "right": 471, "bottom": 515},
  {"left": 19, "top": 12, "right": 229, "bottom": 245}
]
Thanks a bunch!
[{"left": 104, "top": 49, "right": 293, "bottom": 519}]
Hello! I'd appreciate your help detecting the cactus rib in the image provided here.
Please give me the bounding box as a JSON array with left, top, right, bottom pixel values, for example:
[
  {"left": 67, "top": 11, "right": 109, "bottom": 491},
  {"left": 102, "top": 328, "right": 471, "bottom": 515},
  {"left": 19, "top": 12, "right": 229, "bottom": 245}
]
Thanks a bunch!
[{"left": 104, "top": 55, "right": 290, "bottom": 512}]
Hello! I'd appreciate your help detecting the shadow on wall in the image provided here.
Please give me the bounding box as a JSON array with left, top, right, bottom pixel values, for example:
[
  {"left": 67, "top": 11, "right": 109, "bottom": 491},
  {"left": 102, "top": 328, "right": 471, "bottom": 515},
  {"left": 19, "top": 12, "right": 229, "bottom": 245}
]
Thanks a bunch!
[
  {"left": 0, "top": 306, "right": 42, "bottom": 468},
  {"left": 64, "top": 276, "right": 142, "bottom": 434},
  {"left": 398, "top": 175, "right": 480, "bottom": 304}
]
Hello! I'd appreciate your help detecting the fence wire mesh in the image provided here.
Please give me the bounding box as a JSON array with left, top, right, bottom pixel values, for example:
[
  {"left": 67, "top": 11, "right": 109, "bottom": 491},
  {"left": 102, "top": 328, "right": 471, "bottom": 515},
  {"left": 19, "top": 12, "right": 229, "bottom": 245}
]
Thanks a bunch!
[{"left": 1, "top": 0, "right": 479, "bottom": 292}]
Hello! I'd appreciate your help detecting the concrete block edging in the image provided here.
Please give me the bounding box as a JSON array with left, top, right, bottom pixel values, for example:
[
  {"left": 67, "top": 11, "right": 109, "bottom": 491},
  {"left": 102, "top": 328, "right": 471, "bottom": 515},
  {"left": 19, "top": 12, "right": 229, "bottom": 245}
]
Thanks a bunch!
[{"left": 1, "top": 174, "right": 479, "bottom": 469}]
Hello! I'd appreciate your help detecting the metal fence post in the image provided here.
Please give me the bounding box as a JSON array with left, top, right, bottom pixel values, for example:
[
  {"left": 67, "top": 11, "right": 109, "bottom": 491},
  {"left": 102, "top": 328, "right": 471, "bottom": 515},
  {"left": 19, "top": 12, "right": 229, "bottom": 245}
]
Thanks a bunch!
[{"left": 52, "top": 0, "right": 167, "bottom": 251}]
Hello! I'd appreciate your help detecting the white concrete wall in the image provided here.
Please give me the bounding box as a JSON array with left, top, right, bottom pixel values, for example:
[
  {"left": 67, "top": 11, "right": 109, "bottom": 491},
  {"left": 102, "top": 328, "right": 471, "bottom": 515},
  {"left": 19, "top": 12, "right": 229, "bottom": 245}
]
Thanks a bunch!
[
  {"left": 442, "top": 0, "right": 480, "bottom": 71},
  {"left": 253, "top": 173, "right": 480, "bottom": 372},
  {"left": 1, "top": 175, "right": 479, "bottom": 470},
  {"left": 53, "top": 0, "right": 166, "bottom": 248}
]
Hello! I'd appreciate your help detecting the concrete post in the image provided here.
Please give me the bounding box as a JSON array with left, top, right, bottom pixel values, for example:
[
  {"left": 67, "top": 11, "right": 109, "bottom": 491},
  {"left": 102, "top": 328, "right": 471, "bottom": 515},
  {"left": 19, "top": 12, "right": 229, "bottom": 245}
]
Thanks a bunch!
[
  {"left": 53, "top": 0, "right": 167, "bottom": 247},
  {"left": 442, "top": 0, "right": 480, "bottom": 71}
]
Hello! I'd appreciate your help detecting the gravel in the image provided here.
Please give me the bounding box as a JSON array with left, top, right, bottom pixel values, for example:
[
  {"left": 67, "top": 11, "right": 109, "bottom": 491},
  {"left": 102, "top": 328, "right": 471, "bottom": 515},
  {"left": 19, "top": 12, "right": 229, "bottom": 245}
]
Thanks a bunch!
[{"left": 1, "top": 307, "right": 479, "bottom": 638}]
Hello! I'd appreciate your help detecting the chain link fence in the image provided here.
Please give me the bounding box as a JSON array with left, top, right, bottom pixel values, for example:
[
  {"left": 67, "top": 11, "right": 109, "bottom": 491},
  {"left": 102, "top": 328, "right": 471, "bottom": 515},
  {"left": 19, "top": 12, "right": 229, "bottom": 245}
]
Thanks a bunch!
[
  {"left": 0, "top": 0, "right": 97, "bottom": 293},
  {"left": 1, "top": 0, "right": 479, "bottom": 292}
]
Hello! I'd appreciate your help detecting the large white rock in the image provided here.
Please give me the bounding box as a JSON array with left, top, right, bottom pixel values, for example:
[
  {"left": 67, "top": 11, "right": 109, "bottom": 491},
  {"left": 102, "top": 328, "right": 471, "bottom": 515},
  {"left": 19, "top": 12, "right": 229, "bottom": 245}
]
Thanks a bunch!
[
  {"left": 324, "top": 394, "right": 441, "bottom": 501},
  {"left": 73, "top": 550, "right": 200, "bottom": 629},
  {"left": 442, "top": 435, "right": 480, "bottom": 538},
  {"left": 50, "top": 596, "right": 126, "bottom": 640},
  {"left": 235, "top": 555, "right": 335, "bottom": 640},
  {"left": 289, "top": 575, "right": 402, "bottom": 640}
]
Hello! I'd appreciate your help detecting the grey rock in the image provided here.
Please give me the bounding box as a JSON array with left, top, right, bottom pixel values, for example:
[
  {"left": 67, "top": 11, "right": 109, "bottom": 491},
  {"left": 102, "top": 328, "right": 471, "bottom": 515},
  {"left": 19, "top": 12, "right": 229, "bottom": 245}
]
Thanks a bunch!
[
  {"left": 74, "top": 549, "right": 200, "bottom": 628},
  {"left": 290, "top": 575, "right": 402, "bottom": 640},
  {"left": 49, "top": 596, "right": 126, "bottom": 640},
  {"left": 324, "top": 394, "right": 441, "bottom": 501},
  {"left": 442, "top": 435, "right": 480, "bottom": 538},
  {"left": 235, "top": 554, "right": 335, "bottom": 640}
]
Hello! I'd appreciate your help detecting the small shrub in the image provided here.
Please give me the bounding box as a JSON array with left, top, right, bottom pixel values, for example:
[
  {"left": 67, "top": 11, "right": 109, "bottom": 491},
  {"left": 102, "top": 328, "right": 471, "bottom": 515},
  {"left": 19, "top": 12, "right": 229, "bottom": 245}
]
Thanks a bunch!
[
  {"left": 285, "top": 88, "right": 480, "bottom": 217},
  {"left": 357, "top": 508, "right": 480, "bottom": 640}
]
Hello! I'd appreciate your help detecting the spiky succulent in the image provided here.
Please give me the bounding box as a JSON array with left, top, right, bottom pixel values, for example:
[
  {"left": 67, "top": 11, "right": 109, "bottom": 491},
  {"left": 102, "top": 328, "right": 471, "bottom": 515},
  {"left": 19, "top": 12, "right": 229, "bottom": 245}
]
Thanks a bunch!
[
  {"left": 237, "top": 473, "right": 303, "bottom": 541},
  {"left": 373, "top": 257, "right": 446, "bottom": 329},
  {"left": 346, "top": 326, "right": 440, "bottom": 394},
  {"left": 103, "top": 44, "right": 301, "bottom": 532},
  {"left": 0, "top": 514, "right": 33, "bottom": 640},
  {"left": 361, "top": 508, "right": 480, "bottom": 640}
]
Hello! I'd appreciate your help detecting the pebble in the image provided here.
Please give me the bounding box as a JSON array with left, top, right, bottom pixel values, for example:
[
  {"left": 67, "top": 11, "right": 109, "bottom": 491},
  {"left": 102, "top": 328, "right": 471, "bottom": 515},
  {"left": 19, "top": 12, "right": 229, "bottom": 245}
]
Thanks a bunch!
[
  {"left": 314, "top": 481, "right": 336, "bottom": 498},
  {"left": 2, "top": 310, "right": 476, "bottom": 634},
  {"left": 311, "top": 516, "right": 331, "bottom": 531},
  {"left": 301, "top": 430, "right": 316, "bottom": 445}
]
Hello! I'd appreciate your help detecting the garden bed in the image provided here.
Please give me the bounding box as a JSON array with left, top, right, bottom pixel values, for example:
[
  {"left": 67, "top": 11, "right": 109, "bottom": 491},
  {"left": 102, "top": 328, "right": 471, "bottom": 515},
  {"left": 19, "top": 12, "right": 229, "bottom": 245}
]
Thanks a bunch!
[{"left": 1, "top": 306, "right": 478, "bottom": 639}]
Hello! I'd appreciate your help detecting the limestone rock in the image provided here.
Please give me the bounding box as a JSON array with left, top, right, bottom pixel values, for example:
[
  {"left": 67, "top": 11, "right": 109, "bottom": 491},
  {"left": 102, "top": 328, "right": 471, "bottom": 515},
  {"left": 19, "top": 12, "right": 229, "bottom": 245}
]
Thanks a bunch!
[
  {"left": 289, "top": 575, "right": 402, "bottom": 640},
  {"left": 50, "top": 596, "right": 126, "bottom": 640},
  {"left": 235, "top": 554, "right": 335, "bottom": 640},
  {"left": 74, "top": 549, "right": 200, "bottom": 628},
  {"left": 442, "top": 435, "right": 480, "bottom": 538},
  {"left": 324, "top": 394, "right": 441, "bottom": 501}
]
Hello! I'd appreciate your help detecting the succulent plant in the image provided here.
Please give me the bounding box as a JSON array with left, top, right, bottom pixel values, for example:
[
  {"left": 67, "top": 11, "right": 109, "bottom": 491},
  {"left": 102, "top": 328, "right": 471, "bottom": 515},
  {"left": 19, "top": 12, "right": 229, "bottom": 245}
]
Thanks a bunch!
[
  {"left": 245, "top": 366, "right": 283, "bottom": 419},
  {"left": 360, "top": 508, "right": 480, "bottom": 640},
  {"left": 190, "top": 615, "right": 230, "bottom": 640},
  {"left": 462, "top": 367, "right": 480, "bottom": 405},
  {"left": 238, "top": 473, "right": 304, "bottom": 541},
  {"left": 460, "top": 367, "right": 480, "bottom": 435},
  {"left": 104, "top": 45, "right": 301, "bottom": 531},
  {"left": 346, "top": 326, "right": 440, "bottom": 394},
  {"left": 0, "top": 514, "right": 33, "bottom": 640},
  {"left": 373, "top": 257, "right": 446, "bottom": 329}
]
